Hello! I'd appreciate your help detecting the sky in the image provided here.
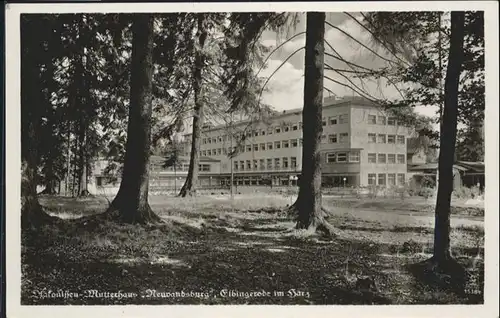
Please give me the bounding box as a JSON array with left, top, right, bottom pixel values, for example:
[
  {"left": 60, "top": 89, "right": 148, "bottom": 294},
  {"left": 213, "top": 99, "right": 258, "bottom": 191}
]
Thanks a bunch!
[{"left": 257, "top": 12, "right": 439, "bottom": 121}]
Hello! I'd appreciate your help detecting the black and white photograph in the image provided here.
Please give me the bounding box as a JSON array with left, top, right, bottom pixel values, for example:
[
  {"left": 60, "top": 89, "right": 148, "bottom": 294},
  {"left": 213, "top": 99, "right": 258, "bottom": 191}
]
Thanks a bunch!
[{"left": 4, "top": 1, "right": 499, "bottom": 317}]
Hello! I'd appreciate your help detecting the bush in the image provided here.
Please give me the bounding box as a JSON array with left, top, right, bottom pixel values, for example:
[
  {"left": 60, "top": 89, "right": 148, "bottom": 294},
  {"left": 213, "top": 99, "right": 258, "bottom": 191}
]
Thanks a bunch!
[
  {"left": 421, "top": 175, "right": 436, "bottom": 188},
  {"left": 418, "top": 187, "right": 434, "bottom": 199},
  {"left": 401, "top": 239, "right": 422, "bottom": 254}
]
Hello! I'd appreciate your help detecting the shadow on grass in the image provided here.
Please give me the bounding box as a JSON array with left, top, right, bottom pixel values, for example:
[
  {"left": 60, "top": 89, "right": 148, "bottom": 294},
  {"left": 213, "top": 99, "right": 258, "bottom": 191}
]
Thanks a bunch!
[{"left": 21, "top": 204, "right": 484, "bottom": 305}]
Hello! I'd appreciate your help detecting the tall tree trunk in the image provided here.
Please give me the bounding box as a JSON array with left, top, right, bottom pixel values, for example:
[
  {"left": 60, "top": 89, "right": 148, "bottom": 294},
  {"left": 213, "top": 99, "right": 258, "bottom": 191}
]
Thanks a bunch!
[
  {"left": 433, "top": 12, "right": 466, "bottom": 263},
  {"left": 287, "top": 12, "right": 335, "bottom": 236},
  {"left": 179, "top": 15, "right": 208, "bottom": 197},
  {"left": 20, "top": 19, "right": 53, "bottom": 227},
  {"left": 78, "top": 126, "right": 89, "bottom": 196},
  {"left": 107, "top": 13, "right": 161, "bottom": 224}
]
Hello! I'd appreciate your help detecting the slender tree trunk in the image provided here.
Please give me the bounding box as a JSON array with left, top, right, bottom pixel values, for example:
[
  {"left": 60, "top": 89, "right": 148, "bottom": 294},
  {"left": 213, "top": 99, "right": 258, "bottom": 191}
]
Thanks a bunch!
[
  {"left": 432, "top": 12, "right": 465, "bottom": 263},
  {"left": 179, "top": 15, "right": 208, "bottom": 197},
  {"left": 65, "top": 122, "right": 71, "bottom": 196},
  {"left": 78, "top": 126, "right": 89, "bottom": 196},
  {"left": 107, "top": 13, "right": 161, "bottom": 224},
  {"left": 287, "top": 12, "right": 335, "bottom": 236}
]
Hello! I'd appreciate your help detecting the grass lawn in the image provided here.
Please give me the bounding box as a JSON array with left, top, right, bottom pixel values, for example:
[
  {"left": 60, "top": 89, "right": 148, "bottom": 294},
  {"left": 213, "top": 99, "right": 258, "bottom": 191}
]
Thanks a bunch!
[{"left": 21, "top": 194, "right": 484, "bottom": 305}]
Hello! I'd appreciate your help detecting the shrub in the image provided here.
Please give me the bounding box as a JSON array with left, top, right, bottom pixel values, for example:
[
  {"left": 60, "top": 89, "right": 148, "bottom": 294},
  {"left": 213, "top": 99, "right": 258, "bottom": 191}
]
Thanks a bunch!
[
  {"left": 418, "top": 187, "right": 434, "bottom": 199},
  {"left": 401, "top": 239, "right": 422, "bottom": 254},
  {"left": 421, "top": 175, "right": 436, "bottom": 188}
]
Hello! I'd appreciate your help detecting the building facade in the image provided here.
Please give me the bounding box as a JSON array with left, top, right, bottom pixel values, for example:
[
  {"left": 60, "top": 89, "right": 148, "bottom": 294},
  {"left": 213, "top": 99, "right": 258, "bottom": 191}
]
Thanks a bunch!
[{"left": 182, "top": 96, "right": 412, "bottom": 188}]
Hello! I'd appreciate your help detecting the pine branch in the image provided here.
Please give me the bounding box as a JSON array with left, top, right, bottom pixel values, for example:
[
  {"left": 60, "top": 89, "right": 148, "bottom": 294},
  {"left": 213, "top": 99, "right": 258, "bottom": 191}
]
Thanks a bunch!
[
  {"left": 344, "top": 12, "right": 412, "bottom": 68},
  {"left": 324, "top": 75, "right": 380, "bottom": 103},
  {"left": 256, "top": 31, "right": 306, "bottom": 77},
  {"left": 324, "top": 20, "right": 396, "bottom": 66}
]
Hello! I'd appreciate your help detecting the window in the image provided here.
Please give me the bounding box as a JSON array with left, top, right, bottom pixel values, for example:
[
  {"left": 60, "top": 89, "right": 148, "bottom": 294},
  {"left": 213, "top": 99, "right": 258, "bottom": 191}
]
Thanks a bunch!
[
  {"left": 337, "top": 152, "right": 347, "bottom": 162},
  {"left": 267, "top": 142, "right": 273, "bottom": 150},
  {"left": 246, "top": 160, "right": 252, "bottom": 170},
  {"left": 378, "top": 174, "right": 386, "bottom": 186},
  {"left": 326, "top": 153, "right": 336, "bottom": 163},
  {"left": 397, "top": 135, "right": 405, "bottom": 144},
  {"left": 240, "top": 161, "right": 245, "bottom": 171},
  {"left": 275, "top": 127, "right": 281, "bottom": 134},
  {"left": 284, "top": 126, "right": 290, "bottom": 132},
  {"left": 253, "top": 144, "right": 259, "bottom": 151},
  {"left": 223, "top": 148, "right": 228, "bottom": 155},
  {"left": 267, "top": 158, "right": 273, "bottom": 169},
  {"left": 208, "top": 138, "right": 212, "bottom": 144},
  {"left": 199, "top": 164, "right": 211, "bottom": 172},
  {"left": 253, "top": 160, "right": 258, "bottom": 169},
  {"left": 261, "top": 130, "right": 266, "bottom": 136},
  {"left": 291, "top": 157, "right": 297, "bottom": 168},
  {"left": 388, "top": 154, "right": 396, "bottom": 164},
  {"left": 322, "top": 118, "right": 327, "bottom": 126},
  {"left": 377, "top": 134, "right": 386, "bottom": 143},
  {"left": 368, "top": 133, "right": 376, "bottom": 143},
  {"left": 378, "top": 116, "right": 386, "bottom": 125},
  {"left": 349, "top": 151, "right": 360, "bottom": 162},
  {"left": 292, "top": 124, "right": 298, "bottom": 131},
  {"left": 246, "top": 145, "right": 252, "bottom": 152},
  {"left": 234, "top": 161, "right": 239, "bottom": 171},
  {"left": 388, "top": 173, "right": 396, "bottom": 186},
  {"left": 275, "top": 141, "right": 281, "bottom": 149},
  {"left": 378, "top": 154, "right": 387, "bottom": 163},
  {"left": 283, "top": 157, "right": 289, "bottom": 168},
  {"left": 321, "top": 134, "right": 327, "bottom": 143},
  {"left": 368, "top": 115, "right": 377, "bottom": 124},
  {"left": 202, "top": 138, "right": 207, "bottom": 144},
  {"left": 207, "top": 149, "right": 212, "bottom": 156},
  {"left": 267, "top": 127, "right": 273, "bottom": 135},
  {"left": 388, "top": 117, "right": 397, "bottom": 126},
  {"left": 368, "top": 153, "right": 377, "bottom": 163},
  {"left": 329, "top": 134, "right": 338, "bottom": 143},
  {"left": 274, "top": 158, "right": 280, "bottom": 169},
  {"left": 291, "top": 139, "right": 298, "bottom": 147},
  {"left": 218, "top": 136, "right": 222, "bottom": 142},
  {"left": 397, "top": 154, "right": 405, "bottom": 164},
  {"left": 339, "top": 114, "right": 348, "bottom": 124},
  {"left": 259, "top": 159, "right": 265, "bottom": 170},
  {"left": 260, "top": 143, "right": 266, "bottom": 151},
  {"left": 339, "top": 133, "right": 349, "bottom": 143},
  {"left": 397, "top": 174, "right": 406, "bottom": 185},
  {"left": 283, "top": 140, "right": 289, "bottom": 148},
  {"left": 329, "top": 116, "right": 338, "bottom": 125},
  {"left": 217, "top": 148, "right": 222, "bottom": 155},
  {"left": 299, "top": 122, "right": 303, "bottom": 129},
  {"left": 368, "top": 174, "right": 376, "bottom": 185},
  {"left": 202, "top": 150, "right": 207, "bottom": 156},
  {"left": 299, "top": 138, "right": 303, "bottom": 146},
  {"left": 388, "top": 135, "right": 396, "bottom": 144}
]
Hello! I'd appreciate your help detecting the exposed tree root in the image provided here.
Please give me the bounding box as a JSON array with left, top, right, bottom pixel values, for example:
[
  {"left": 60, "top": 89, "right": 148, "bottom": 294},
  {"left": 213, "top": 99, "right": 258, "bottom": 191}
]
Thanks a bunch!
[
  {"left": 286, "top": 202, "right": 338, "bottom": 239},
  {"left": 409, "top": 254, "right": 467, "bottom": 293},
  {"left": 105, "top": 203, "right": 163, "bottom": 225},
  {"left": 178, "top": 185, "right": 197, "bottom": 198},
  {"left": 21, "top": 201, "right": 59, "bottom": 230}
]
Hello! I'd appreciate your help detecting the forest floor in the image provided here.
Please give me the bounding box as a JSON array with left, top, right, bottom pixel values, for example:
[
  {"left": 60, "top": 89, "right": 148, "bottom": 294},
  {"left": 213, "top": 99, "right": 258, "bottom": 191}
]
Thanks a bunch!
[{"left": 21, "top": 194, "right": 484, "bottom": 305}]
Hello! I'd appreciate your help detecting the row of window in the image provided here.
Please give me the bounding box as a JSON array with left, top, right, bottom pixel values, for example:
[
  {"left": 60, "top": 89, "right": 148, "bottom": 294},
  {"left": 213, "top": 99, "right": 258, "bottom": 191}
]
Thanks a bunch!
[
  {"left": 234, "top": 157, "right": 298, "bottom": 171},
  {"left": 321, "top": 133, "right": 349, "bottom": 144},
  {"left": 368, "top": 153, "right": 406, "bottom": 164},
  {"left": 201, "top": 113, "right": 350, "bottom": 146},
  {"left": 326, "top": 151, "right": 360, "bottom": 163},
  {"left": 368, "top": 173, "right": 406, "bottom": 186},
  {"left": 322, "top": 114, "right": 349, "bottom": 126},
  {"left": 202, "top": 122, "right": 304, "bottom": 145},
  {"left": 368, "top": 133, "right": 406, "bottom": 144},
  {"left": 201, "top": 138, "right": 304, "bottom": 157},
  {"left": 157, "top": 164, "right": 211, "bottom": 172},
  {"left": 368, "top": 115, "right": 399, "bottom": 126}
]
